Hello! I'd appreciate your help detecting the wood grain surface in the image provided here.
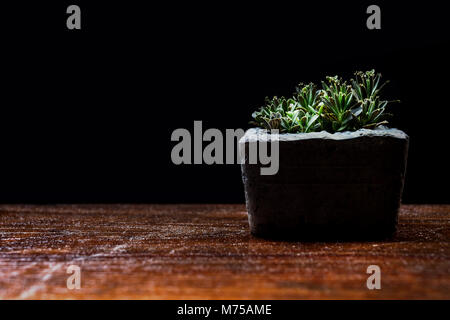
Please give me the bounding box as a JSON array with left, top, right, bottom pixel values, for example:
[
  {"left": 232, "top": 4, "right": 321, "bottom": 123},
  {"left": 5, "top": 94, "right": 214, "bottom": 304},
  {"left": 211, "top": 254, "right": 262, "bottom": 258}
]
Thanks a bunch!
[{"left": 0, "top": 204, "right": 449, "bottom": 300}]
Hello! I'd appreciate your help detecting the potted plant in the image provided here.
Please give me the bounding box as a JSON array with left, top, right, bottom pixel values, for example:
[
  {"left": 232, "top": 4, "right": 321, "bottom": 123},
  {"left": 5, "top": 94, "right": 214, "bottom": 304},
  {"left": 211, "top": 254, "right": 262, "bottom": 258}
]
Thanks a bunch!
[{"left": 239, "top": 70, "right": 409, "bottom": 240}]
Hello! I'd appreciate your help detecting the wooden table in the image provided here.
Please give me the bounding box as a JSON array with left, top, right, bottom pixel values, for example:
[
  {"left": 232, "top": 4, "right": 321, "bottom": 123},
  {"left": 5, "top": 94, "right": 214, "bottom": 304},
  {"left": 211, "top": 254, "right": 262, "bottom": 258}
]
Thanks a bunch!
[{"left": 0, "top": 204, "right": 448, "bottom": 299}]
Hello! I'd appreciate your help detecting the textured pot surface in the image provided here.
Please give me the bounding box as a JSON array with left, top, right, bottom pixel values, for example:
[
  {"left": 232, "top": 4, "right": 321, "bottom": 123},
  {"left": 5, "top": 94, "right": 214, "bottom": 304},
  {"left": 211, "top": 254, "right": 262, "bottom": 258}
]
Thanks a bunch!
[{"left": 239, "top": 128, "right": 409, "bottom": 240}]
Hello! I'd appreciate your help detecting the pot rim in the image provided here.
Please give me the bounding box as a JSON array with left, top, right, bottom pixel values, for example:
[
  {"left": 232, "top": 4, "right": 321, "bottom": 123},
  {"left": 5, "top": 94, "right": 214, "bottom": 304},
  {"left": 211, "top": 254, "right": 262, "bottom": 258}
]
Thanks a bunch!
[{"left": 240, "top": 127, "right": 408, "bottom": 143}]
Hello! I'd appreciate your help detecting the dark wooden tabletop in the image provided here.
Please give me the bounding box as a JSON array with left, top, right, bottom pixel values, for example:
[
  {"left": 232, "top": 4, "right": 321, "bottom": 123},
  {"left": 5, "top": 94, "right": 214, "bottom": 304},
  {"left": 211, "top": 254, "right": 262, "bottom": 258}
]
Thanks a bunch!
[{"left": 0, "top": 204, "right": 448, "bottom": 299}]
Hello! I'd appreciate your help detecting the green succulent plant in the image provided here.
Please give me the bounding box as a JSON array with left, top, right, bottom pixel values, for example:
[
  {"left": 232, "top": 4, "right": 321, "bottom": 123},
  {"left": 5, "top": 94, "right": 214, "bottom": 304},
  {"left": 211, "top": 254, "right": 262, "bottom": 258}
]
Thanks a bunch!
[
  {"left": 251, "top": 96, "right": 291, "bottom": 131},
  {"left": 294, "top": 83, "right": 321, "bottom": 110},
  {"left": 350, "top": 70, "right": 398, "bottom": 129},
  {"left": 251, "top": 83, "right": 323, "bottom": 133},
  {"left": 251, "top": 70, "right": 398, "bottom": 133},
  {"left": 321, "top": 76, "right": 359, "bottom": 132},
  {"left": 351, "top": 70, "right": 387, "bottom": 101}
]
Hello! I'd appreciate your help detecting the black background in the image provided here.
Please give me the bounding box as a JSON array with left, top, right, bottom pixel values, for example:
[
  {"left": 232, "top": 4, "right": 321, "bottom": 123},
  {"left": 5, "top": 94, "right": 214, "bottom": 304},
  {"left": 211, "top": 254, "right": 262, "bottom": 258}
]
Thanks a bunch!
[
  {"left": 2, "top": 300, "right": 446, "bottom": 319},
  {"left": 1, "top": 1, "right": 449, "bottom": 203}
]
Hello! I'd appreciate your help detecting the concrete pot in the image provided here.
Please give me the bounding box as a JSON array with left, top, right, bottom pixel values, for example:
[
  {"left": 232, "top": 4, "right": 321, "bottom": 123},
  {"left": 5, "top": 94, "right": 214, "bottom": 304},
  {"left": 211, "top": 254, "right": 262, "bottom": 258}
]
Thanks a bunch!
[{"left": 239, "top": 128, "right": 409, "bottom": 240}]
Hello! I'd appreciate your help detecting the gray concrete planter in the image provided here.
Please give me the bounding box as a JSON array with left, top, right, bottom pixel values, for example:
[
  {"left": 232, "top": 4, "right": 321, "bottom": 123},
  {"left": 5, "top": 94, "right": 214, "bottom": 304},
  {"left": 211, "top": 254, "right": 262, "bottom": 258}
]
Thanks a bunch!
[{"left": 239, "top": 128, "right": 409, "bottom": 240}]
